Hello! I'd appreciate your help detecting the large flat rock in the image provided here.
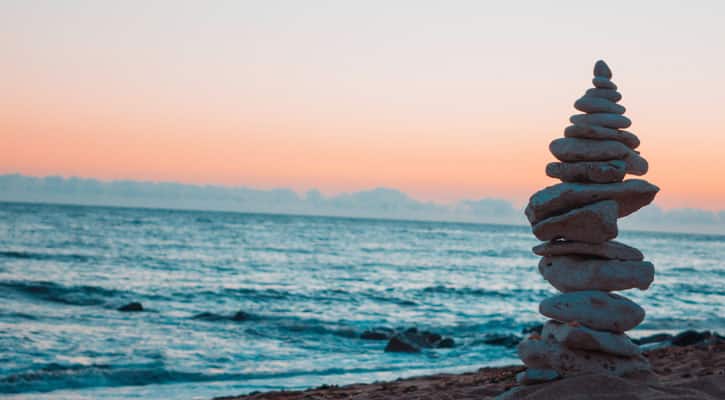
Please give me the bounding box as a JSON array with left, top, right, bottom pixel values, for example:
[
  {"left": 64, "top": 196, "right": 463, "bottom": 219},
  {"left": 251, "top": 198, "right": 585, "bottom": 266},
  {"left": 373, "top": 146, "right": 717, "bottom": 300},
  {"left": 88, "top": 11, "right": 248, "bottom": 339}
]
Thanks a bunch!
[
  {"left": 539, "top": 291, "right": 645, "bottom": 333},
  {"left": 564, "top": 124, "right": 639, "bottom": 149},
  {"left": 550, "top": 138, "right": 632, "bottom": 162},
  {"left": 524, "top": 179, "right": 659, "bottom": 225},
  {"left": 541, "top": 320, "right": 641, "bottom": 357},
  {"left": 574, "top": 96, "right": 625, "bottom": 114},
  {"left": 517, "top": 336, "right": 650, "bottom": 377},
  {"left": 532, "top": 200, "right": 618, "bottom": 243},
  {"left": 585, "top": 88, "right": 622, "bottom": 102},
  {"left": 538, "top": 255, "right": 654, "bottom": 292},
  {"left": 532, "top": 240, "right": 644, "bottom": 261},
  {"left": 570, "top": 113, "right": 631, "bottom": 129},
  {"left": 546, "top": 160, "right": 626, "bottom": 183}
]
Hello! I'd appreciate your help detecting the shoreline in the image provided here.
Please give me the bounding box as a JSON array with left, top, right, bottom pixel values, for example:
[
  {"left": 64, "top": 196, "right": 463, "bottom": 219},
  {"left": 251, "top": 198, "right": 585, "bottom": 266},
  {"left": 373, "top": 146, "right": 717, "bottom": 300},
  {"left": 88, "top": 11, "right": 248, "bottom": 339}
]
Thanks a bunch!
[{"left": 214, "top": 339, "right": 724, "bottom": 400}]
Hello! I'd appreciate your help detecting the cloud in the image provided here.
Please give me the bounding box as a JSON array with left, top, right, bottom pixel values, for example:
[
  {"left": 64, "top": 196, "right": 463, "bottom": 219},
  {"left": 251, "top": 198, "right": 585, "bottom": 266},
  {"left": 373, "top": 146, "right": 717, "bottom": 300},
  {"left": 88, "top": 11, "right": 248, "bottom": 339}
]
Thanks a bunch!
[{"left": 0, "top": 174, "right": 722, "bottom": 235}]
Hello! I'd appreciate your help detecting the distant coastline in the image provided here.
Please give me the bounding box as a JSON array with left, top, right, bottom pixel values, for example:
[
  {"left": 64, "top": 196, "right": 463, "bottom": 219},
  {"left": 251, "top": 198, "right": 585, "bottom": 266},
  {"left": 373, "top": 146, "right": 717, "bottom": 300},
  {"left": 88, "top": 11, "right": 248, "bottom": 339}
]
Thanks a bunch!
[{"left": 1, "top": 173, "right": 723, "bottom": 235}]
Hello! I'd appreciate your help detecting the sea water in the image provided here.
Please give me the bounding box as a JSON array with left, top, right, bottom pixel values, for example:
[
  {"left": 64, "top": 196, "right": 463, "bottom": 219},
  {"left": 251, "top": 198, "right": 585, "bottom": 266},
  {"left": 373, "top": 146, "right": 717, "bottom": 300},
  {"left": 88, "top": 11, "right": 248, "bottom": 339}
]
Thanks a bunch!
[{"left": 0, "top": 202, "right": 723, "bottom": 399}]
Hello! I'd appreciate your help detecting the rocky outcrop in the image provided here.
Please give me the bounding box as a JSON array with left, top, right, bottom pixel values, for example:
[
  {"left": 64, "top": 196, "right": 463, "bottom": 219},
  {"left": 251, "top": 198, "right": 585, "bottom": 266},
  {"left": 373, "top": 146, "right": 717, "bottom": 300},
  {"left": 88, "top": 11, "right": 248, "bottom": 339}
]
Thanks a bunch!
[
  {"left": 118, "top": 302, "right": 143, "bottom": 312},
  {"left": 383, "top": 328, "right": 455, "bottom": 353},
  {"left": 517, "top": 60, "right": 659, "bottom": 384}
]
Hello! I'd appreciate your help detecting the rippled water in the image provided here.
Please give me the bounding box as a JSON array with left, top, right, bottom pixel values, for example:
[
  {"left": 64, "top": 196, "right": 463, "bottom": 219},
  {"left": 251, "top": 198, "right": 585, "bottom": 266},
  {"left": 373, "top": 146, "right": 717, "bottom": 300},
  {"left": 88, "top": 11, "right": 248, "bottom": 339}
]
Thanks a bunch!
[{"left": 0, "top": 202, "right": 723, "bottom": 399}]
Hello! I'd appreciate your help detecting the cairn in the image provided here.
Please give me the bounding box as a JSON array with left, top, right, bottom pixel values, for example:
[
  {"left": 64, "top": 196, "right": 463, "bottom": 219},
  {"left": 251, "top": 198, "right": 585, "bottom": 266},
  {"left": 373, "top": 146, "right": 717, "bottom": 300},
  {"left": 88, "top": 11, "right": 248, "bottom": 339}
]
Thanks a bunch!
[{"left": 516, "top": 60, "right": 660, "bottom": 385}]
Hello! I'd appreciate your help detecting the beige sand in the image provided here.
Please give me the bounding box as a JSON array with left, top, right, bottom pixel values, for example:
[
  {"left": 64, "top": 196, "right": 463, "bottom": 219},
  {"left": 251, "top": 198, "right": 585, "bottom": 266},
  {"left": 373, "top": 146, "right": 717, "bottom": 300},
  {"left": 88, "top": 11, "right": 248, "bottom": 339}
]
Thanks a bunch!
[{"left": 215, "top": 341, "right": 724, "bottom": 400}]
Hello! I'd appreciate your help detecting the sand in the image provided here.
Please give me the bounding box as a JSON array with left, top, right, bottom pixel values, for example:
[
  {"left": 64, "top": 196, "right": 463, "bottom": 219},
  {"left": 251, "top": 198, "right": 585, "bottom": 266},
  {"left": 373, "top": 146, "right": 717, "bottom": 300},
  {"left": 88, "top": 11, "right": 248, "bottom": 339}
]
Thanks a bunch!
[{"left": 215, "top": 341, "right": 724, "bottom": 400}]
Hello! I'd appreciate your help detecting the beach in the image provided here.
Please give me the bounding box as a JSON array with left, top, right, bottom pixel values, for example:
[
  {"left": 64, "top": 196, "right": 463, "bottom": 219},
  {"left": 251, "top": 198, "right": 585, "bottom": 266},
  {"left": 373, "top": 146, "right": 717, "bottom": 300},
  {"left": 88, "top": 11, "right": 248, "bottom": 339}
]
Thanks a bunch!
[{"left": 216, "top": 339, "right": 725, "bottom": 400}]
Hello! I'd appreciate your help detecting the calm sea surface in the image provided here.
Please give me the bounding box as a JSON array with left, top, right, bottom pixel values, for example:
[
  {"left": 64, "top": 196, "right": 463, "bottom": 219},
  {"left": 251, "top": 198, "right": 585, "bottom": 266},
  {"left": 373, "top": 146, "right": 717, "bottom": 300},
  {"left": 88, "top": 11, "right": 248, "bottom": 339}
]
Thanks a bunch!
[{"left": 0, "top": 202, "right": 723, "bottom": 399}]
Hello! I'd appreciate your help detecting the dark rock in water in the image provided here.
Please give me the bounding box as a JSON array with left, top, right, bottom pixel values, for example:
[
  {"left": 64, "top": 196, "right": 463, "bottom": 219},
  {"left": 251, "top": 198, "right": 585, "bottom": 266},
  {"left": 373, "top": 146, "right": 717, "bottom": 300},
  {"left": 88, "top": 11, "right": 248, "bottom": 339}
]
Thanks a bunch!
[
  {"left": 385, "top": 335, "right": 421, "bottom": 353},
  {"left": 193, "top": 311, "right": 254, "bottom": 322},
  {"left": 361, "top": 327, "right": 395, "bottom": 341},
  {"left": 384, "top": 328, "right": 454, "bottom": 352},
  {"left": 482, "top": 333, "right": 522, "bottom": 348},
  {"left": 632, "top": 333, "right": 673, "bottom": 345},
  {"left": 232, "top": 311, "right": 251, "bottom": 321},
  {"left": 118, "top": 302, "right": 143, "bottom": 312},
  {"left": 522, "top": 323, "right": 543, "bottom": 335},
  {"left": 672, "top": 330, "right": 711, "bottom": 347},
  {"left": 192, "top": 312, "right": 226, "bottom": 321},
  {"left": 426, "top": 332, "right": 442, "bottom": 343}
]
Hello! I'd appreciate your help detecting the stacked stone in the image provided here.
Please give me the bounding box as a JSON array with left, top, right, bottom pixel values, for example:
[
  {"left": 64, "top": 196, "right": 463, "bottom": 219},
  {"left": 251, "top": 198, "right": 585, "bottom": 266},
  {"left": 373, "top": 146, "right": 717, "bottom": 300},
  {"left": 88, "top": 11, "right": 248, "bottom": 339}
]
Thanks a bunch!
[{"left": 516, "top": 60, "right": 660, "bottom": 385}]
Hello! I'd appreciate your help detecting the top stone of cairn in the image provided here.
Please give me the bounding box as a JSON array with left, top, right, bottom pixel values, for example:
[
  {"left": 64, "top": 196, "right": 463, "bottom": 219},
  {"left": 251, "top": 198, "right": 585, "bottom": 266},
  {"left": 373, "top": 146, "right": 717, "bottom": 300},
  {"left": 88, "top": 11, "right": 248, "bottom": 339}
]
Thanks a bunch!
[{"left": 594, "top": 60, "right": 612, "bottom": 79}]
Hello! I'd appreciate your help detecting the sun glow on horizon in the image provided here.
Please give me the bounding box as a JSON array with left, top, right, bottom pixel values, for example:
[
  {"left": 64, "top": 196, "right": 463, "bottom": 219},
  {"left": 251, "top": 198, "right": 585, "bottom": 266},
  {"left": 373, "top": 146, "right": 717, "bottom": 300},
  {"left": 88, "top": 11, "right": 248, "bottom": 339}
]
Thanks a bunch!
[{"left": 2, "top": 1, "right": 725, "bottom": 211}]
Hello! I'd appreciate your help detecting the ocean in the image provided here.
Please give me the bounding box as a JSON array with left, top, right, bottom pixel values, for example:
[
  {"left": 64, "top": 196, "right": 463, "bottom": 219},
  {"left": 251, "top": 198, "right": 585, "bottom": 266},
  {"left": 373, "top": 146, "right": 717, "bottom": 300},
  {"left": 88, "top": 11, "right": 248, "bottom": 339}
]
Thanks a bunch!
[{"left": 1, "top": 202, "right": 723, "bottom": 399}]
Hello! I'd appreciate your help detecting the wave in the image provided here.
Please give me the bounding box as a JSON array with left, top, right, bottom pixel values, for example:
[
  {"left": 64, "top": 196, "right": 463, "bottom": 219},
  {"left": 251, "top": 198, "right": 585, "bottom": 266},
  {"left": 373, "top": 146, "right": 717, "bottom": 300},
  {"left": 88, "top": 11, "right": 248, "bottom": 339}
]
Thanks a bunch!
[
  {"left": 420, "top": 285, "right": 549, "bottom": 301},
  {"left": 0, "top": 362, "right": 210, "bottom": 394},
  {"left": 443, "top": 248, "right": 532, "bottom": 258},
  {"left": 0, "top": 250, "right": 96, "bottom": 263},
  {"left": 0, "top": 280, "right": 125, "bottom": 306},
  {"left": 0, "top": 361, "right": 418, "bottom": 394}
]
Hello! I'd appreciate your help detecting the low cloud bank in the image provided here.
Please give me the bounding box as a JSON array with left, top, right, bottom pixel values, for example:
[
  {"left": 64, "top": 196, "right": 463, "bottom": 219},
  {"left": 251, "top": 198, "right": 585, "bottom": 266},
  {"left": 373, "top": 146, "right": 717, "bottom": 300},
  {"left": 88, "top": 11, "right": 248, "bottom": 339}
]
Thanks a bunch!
[{"left": 1, "top": 174, "right": 722, "bottom": 234}]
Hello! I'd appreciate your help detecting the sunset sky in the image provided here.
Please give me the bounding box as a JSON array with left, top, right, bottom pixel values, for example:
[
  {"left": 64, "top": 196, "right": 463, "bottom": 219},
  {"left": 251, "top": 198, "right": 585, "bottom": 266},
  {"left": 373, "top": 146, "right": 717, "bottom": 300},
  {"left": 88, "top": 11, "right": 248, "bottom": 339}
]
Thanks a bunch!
[{"left": 2, "top": 1, "right": 725, "bottom": 210}]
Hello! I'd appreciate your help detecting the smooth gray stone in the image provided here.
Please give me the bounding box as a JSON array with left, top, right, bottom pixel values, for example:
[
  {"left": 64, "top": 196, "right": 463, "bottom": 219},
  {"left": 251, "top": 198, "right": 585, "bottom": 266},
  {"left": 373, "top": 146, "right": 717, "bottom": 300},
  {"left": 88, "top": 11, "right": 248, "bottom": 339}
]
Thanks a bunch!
[
  {"left": 541, "top": 320, "right": 641, "bottom": 357},
  {"left": 518, "top": 336, "right": 650, "bottom": 377},
  {"left": 585, "top": 88, "right": 622, "bottom": 102},
  {"left": 525, "top": 179, "right": 659, "bottom": 225},
  {"left": 625, "top": 152, "right": 648, "bottom": 175},
  {"left": 532, "top": 201, "right": 618, "bottom": 243},
  {"left": 574, "top": 96, "right": 625, "bottom": 114},
  {"left": 539, "top": 291, "right": 645, "bottom": 333},
  {"left": 593, "top": 76, "right": 617, "bottom": 89},
  {"left": 594, "top": 60, "right": 612, "bottom": 79},
  {"left": 538, "top": 255, "right": 655, "bottom": 292},
  {"left": 550, "top": 138, "right": 631, "bottom": 162},
  {"left": 546, "top": 160, "right": 626, "bottom": 183},
  {"left": 532, "top": 240, "right": 644, "bottom": 261},
  {"left": 565, "top": 124, "right": 640, "bottom": 149},
  {"left": 570, "top": 113, "right": 631, "bottom": 129},
  {"left": 515, "top": 368, "right": 560, "bottom": 385}
]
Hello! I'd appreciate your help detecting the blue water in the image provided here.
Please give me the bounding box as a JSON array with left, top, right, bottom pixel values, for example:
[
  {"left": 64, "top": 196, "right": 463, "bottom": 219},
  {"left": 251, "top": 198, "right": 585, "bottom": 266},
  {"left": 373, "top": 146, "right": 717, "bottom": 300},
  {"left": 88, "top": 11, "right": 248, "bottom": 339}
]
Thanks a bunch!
[{"left": 0, "top": 202, "right": 723, "bottom": 399}]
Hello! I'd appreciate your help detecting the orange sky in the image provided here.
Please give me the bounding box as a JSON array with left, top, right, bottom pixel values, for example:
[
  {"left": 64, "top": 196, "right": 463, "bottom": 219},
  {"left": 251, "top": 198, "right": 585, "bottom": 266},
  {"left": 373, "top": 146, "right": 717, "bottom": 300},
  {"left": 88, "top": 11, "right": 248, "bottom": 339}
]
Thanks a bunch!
[{"left": 2, "top": 2, "right": 724, "bottom": 210}]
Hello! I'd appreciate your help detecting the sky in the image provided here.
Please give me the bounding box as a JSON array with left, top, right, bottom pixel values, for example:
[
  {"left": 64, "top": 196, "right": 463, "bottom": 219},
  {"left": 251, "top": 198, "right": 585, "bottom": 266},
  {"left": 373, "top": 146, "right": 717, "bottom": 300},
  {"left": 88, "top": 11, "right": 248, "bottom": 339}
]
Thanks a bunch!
[{"left": 2, "top": 1, "right": 725, "bottom": 210}]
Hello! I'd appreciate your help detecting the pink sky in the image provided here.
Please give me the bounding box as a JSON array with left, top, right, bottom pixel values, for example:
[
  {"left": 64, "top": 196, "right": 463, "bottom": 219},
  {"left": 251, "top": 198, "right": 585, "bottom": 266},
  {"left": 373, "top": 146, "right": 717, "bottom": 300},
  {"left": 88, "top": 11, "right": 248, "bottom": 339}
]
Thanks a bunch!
[{"left": 2, "top": 1, "right": 724, "bottom": 209}]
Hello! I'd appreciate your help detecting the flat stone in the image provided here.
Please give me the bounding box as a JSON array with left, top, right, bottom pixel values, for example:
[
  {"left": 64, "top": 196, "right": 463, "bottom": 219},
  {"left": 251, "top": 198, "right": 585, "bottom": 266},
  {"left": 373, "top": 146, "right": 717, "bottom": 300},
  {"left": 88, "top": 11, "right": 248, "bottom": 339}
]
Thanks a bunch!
[
  {"left": 574, "top": 96, "right": 625, "bottom": 114},
  {"left": 550, "top": 138, "right": 631, "bottom": 162},
  {"left": 546, "top": 160, "right": 626, "bottom": 183},
  {"left": 532, "top": 240, "right": 644, "bottom": 261},
  {"left": 524, "top": 179, "right": 659, "bottom": 225},
  {"left": 593, "top": 76, "right": 617, "bottom": 89},
  {"left": 516, "top": 368, "right": 560, "bottom": 385},
  {"left": 594, "top": 60, "right": 612, "bottom": 79},
  {"left": 564, "top": 125, "right": 640, "bottom": 149},
  {"left": 532, "top": 200, "right": 618, "bottom": 243},
  {"left": 538, "top": 255, "right": 654, "bottom": 292},
  {"left": 585, "top": 88, "right": 622, "bottom": 102},
  {"left": 570, "top": 113, "right": 631, "bottom": 129},
  {"left": 539, "top": 291, "right": 645, "bottom": 333},
  {"left": 541, "top": 320, "right": 641, "bottom": 357},
  {"left": 625, "top": 152, "right": 648, "bottom": 175},
  {"left": 518, "top": 336, "right": 650, "bottom": 377}
]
